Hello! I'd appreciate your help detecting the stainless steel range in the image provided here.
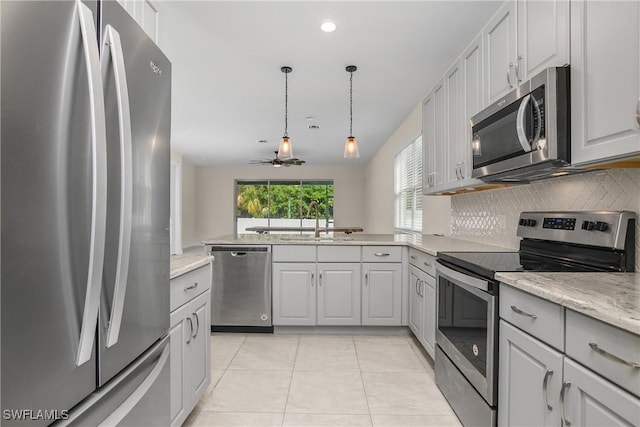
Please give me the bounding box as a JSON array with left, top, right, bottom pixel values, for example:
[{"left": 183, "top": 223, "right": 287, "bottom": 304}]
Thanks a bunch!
[{"left": 434, "top": 211, "right": 636, "bottom": 427}]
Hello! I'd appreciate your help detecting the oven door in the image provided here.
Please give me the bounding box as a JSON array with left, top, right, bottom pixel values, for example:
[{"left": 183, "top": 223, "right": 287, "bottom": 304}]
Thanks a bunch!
[{"left": 436, "top": 260, "right": 498, "bottom": 406}]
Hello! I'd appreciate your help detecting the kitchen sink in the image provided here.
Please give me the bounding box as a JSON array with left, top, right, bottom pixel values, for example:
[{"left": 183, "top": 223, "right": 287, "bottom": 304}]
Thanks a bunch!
[{"left": 277, "top": 235, "right": 355, "bottom": 242}]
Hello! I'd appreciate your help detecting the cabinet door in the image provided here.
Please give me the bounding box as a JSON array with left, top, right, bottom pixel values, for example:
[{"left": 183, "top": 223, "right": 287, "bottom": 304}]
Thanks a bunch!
[
  {"left": 570, "top": 0, "right": 640, "bottom": 165},
  {"left": 461, "top": 34, "right": 485, "bottom": 186},
  {"left": 186, "top": 291, "right": 211, "bottom": 407},
  {"left": 484, "top": 0, "right": 518, "bottom": 103},
  {"left": 137, "top": 0, "right": 159, "bottom": 43},
  {"left": 421, "top": 273, "right": 436, "bottom": 359},
  {"left": 422, "top": 93, "right": 436, "bottom": 193},
  {"left": 362, "top": 263, "right": 402, "bottom": 326},
  {"left": 169, "top": 304, "right": 191, "bottom": 427},
  {"left": 563, "top": 358, "right": 640, "bottom": 427},
  {"left": 272, "top": 263, "right": 316, "bottom": 326},
  {"left": 317, "top": 263, "right": 361, "bottom": 326},
  {"left": 445, "top": 60, "right": 463, "bottom": 189},
  {"left": 432, "top": 80, "right": 447, "bottom": 191},
  {"left": 498, "top": 320, "right": 563, "bottom": 427},
  {"left": 408, "top": 266, "right": 423, "bottom": 336},
  {"left": 517, "top": 0, "right": 569, "bottom": 80}
]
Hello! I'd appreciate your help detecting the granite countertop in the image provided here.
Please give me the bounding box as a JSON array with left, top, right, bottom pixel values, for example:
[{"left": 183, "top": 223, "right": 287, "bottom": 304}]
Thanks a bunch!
[
  {"left": 202, "top": 233, "right": 510, "bottom": 256},
  {"left": 496, "top": 272, "right": 640, "bottom": 335},
  {"left": 170, "top": 253, "right": 214, "bottom": 279}
]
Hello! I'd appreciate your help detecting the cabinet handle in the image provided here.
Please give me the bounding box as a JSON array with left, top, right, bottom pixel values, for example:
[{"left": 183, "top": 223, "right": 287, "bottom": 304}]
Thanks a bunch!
[
  {"left": 560, "top": 381, "right": 571, "bottom": 426},
  {"left": 636, "top": 97, "right": 640, "bottom": 128},
  {"left": 459, "top": 161, "right": 465, "bottom": 179},
  {"left": 510, "top": 305, "right": 537, "bottom": 319},
  {"left": 192, "top": 312, "right": 199, "bottom": 339},
  {"left": 410, "top": 255, "right": 417, "bottom": 260},
  {"left": 456, "top": 164, "right": 461, "bottom": 180},
  {"left": 542, "top": 369, "right": 553, "bottom": 411},
  {"left": 419, "top": 280, "right": 424, "bottom": 297},
  {"left": 184, "top": 282, "right": 199, "bottom": 291},
  {"left": 588, "top": 342, "right": 640, "bottom": 368},
  {"left": 514, "top": 55, "right": 522, "bottom": 82},
  {"left": 311, "top": 272, "right": 315, "bottom": 287},
  {"left": 507, "top": 63, "right": 515, "bottom": 88},
  {"left": 415, "top": 278, "right": 420, "bottom": 296},
  {"left": 374, "top": 252, "right": 390, "bottom": 257},
  {"left": 186, "top": 317, "right": 193, "bottom": 344},
  {"left": 319, "top": 271, "right": 323, "bottom": 287},
  {"left": 423, "top": 261, "right": 432, "bottom": 268},
  {"left": 365, "top": 271, "right": 369, "bottom": 286}
]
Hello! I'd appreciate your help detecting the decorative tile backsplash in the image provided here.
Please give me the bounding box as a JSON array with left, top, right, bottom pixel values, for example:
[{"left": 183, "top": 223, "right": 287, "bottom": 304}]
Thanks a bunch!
[{"left": 451, "top": 169, "right": 640, "bottom": 270}]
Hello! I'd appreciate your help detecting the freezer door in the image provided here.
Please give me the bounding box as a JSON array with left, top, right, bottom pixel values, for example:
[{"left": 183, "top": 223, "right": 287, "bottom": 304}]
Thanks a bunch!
[
  {"left": 1, "top": 1, "right": 104, "bottom": 424},
  {"left": 56, "top": 336, "right": 170, "bottom": 427},
  {"left": 98, "top": 0, "right": 171, "bottom": 385}
]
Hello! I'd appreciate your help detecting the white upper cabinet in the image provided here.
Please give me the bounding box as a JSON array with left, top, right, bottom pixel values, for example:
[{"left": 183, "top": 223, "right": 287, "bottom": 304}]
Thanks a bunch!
[
  {"left": 432, "top": 80, "right": 447, "bottom": 191},
  {"left": 484, "top": 0, "right": 518, "bottom": 104},
  {"left": 484, "top": 0, "right": 569, "bottom": 105},
  {"left": 422, "top": 94, "right": 435, "bottom": 192},
  {"left": 570, "top": 0, "right": 640, "bottom": 165},
  {"left": 516, "top": 0, "right": 569, "bottom": 80},
  {"left": 445, "top": 60, "right": 463, "bottom": 189}
]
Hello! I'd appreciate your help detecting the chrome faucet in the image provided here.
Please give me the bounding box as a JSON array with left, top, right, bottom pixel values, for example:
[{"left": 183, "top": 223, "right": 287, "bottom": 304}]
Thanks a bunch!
[{"left": 306, "top": 201, "right": 321, "bottom": 238}]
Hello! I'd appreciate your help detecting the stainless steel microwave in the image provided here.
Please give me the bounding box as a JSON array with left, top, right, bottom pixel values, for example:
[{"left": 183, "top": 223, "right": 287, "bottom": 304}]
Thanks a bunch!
[{"left": 470, "top": 66, "right": 570, "bottom": 182}]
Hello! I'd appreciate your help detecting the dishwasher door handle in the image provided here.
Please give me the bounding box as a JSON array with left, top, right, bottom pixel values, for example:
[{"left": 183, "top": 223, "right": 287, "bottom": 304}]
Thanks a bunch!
[{"left": 230, "top": 252, "right": 247, "bottom": 257}]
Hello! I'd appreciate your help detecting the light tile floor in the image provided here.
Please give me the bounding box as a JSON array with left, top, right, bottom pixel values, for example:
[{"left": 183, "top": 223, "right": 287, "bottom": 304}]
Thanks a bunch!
[{"left": 184, "top": 333, "right": 462, "bottom": 427}]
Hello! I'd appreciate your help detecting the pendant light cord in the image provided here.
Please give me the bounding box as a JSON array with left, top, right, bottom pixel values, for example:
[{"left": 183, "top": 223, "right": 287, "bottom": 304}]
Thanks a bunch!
[
  {"left": 349, "top": 70, "right": 353, "bottom": 137},
  {"left": 284, "top": 70, "right": 289, "bottom": 137}
]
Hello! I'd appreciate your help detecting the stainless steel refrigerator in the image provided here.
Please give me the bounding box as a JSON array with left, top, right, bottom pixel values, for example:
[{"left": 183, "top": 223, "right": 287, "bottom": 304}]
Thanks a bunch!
[{"left": 1, "top": 0, "right": 171, "bottom": 425}]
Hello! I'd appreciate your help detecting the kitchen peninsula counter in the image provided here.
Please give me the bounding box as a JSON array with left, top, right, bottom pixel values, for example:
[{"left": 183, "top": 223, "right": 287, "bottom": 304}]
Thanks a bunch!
[
  {"left": 170, "top": 253, "right": 214, "bottom": 279},
  {"left": 497, "top": 272, "right": 640, "bottom": 335},
  {"left": 202, "top": 233, "right": 510, "bottom": 256}
]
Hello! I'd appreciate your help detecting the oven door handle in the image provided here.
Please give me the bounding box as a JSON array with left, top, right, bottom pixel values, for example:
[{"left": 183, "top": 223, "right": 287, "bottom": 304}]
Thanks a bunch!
[{"left": 436, "top": 261, "right": 491, "bottom": 294}]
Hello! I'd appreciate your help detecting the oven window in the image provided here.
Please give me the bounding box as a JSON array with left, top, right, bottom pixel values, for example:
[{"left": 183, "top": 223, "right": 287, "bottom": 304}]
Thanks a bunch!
[{"left": 438, "top": 276, "right": 488, "bottom": 376}]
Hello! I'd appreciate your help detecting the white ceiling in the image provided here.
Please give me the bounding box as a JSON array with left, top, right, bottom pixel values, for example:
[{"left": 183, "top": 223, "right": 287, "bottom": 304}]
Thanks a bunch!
[{"left": 160, "top": 1, "right": 501, "bottom": 167}]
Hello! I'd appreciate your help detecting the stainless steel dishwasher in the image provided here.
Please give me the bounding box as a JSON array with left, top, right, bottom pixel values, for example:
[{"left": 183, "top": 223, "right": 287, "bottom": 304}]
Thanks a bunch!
[{"left": 207, "top": 246, "right": 272, "bottom": 332}]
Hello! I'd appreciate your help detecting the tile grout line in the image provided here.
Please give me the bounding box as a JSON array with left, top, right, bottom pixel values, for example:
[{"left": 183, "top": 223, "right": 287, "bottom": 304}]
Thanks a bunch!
[
  {"left": 281, "top": 335, "right": 300, "bottom": 427},
  {"left": 352, "top": 335, "right": 375, "bottom": 427}
]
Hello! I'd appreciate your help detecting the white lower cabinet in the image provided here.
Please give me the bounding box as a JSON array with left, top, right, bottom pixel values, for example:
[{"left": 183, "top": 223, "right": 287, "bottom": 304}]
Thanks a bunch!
[
  {"left": 498, "top": 320, "right": 563, "bottom": 427},
  {"left": 563, "top": 358, "right": 640, "bottom": 427},
  {"left": 169, "top": 264, "right": 211, "bottom": 427},
  {"left": 362, "top": 263, "right": 402, "bottom": 326},
  {"left": 408, "top": 249, "right": 436, "bottom": 358},
  {"left": 272, "top": 263, "right": 316, "bottom": 326},
  {"left": 498, "top": 285, "right": 640, "bottom": 427},
  {"left": 317, "top": 263, "right": 361, "bottom": 325}
]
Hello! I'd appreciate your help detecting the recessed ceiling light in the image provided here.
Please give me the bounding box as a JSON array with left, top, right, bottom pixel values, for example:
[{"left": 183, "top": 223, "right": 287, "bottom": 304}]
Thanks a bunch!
[
  {"left": 321, "top": 21, "right": 336, "bottom": 33},
  {"left": 308, "top": 125, "right": 320, "bottom": 130},
  {"left": 257, "top": 139, "right": 268, "bottom": 144}
]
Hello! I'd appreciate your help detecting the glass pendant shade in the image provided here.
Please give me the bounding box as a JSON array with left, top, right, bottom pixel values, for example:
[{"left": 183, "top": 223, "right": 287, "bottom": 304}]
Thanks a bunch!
[
  {"left": 344, "top": 136, "right": 359, "bottom": 158},
  {"left": 278, "top": 135, "right": 293, "bottom": 159}
]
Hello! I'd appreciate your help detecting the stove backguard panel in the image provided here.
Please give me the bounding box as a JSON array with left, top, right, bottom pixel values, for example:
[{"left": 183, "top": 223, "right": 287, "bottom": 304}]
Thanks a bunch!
[{"left": 451, "top": 169, "right": 640, "bottom": 270}]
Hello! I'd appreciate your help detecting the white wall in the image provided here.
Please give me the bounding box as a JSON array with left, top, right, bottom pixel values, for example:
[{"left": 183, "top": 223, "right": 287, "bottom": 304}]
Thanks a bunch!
[
  {"left": 181, "top": 161, "right": 198, "bottom": 247},
  {"left": 195, "top": 165, "right": 366, "bottom": 239},
  {"left": 364, "top": 103, "right": 451, "bottom": 234}
]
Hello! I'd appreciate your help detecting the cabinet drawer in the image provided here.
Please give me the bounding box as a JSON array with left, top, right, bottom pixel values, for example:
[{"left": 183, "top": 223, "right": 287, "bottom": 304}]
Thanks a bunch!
[
  {"left": 566, "top": 310, "right": 640, "bottom": 397},
  {"left": 408, "top": 248, "right": 435, "bottom": 277},
  {"left": 499, "top": 285, "right": 564, "bottom": 351},
  {"left": 317, "top": 245, "right": 361, "bottom": 262},
  {"left": 362, "top": 246, "right": 402, "bottom": 263},
  {"left": 272, "top": 245, "right": 316, "bottom": 262},
  {"left": 170, "top": 264, "right": 211, "bottom": 312}
]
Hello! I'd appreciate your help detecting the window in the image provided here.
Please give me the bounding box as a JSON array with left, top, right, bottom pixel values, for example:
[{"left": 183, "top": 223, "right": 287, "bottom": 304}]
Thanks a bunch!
[
  {"left": 394, "top": 135, "right": 422, "bottom": 232},
  {"left": 236, "top": 180, "right": 334, "bottom": 234}
]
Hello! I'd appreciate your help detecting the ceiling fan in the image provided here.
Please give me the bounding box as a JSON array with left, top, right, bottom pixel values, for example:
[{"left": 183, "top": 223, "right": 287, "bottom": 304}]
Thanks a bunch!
[{"left": 250, "top": 151, "right": 306, "bottom": 167}]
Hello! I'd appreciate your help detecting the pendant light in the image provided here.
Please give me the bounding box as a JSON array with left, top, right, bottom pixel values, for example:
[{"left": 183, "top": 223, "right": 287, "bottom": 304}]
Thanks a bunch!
[
  {"left": 344, "top": 65, "right": 360, "bottom": 158},
  {"left": 278, "top": 66, "right": 293, "bottom": 160}
]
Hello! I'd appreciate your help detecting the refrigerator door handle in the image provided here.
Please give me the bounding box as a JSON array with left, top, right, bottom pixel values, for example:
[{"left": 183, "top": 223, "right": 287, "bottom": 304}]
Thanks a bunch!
[
  {"left": 76, "top": 0, "right": 108, "bottom": 367},
  {"left": 102, "top": 25, "right": 134, "bottom": 348},
  {"left": 97, "top": 342, "right": 170, "bottom": 427}
]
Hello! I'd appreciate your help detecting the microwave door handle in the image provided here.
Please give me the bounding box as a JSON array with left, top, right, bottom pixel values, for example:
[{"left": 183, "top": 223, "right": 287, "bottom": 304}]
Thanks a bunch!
[
  {"left": 531, "top": 96, "right": 543, "bottom": 149},
  {"left": 516, "top": 94, "right": 533, "bottom": 152}
]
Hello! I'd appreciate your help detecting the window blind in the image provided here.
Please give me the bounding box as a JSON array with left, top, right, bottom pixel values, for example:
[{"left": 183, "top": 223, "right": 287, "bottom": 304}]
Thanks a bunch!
[{"left": 394, "top": 135, "right": 423, "bottom": 232}]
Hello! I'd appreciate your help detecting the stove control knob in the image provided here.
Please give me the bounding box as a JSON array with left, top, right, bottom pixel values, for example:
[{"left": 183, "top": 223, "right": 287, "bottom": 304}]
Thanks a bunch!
[
  {"left": 519, "top": 218, "right": 526, "bottom": 226},
  {"left": 582, "top": 220, "right": 596, "bottom": 231},
  {"left": 594, "top": 221, "right": 609, "bottom": 232},
  {"left": 526, "top": 219, "right": 537, "bottom": 227}
]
